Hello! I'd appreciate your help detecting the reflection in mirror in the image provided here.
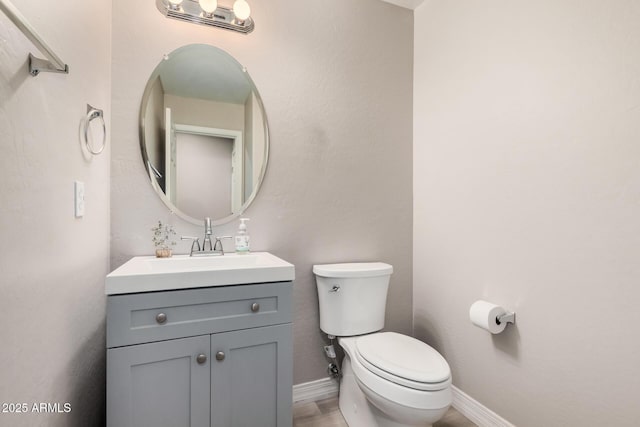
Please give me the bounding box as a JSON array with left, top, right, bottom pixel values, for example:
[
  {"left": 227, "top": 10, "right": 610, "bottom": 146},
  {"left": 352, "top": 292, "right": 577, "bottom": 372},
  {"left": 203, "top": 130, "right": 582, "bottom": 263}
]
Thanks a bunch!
[{"left": 140, "top": 44, "right": 268, "bottom": 225}]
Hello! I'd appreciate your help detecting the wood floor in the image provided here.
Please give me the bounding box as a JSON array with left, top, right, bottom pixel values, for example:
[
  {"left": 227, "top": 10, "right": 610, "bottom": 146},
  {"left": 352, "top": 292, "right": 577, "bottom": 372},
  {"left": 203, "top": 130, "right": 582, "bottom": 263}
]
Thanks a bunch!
[{"left": 293, "top": 396, "right": 477, "bottom": 427}]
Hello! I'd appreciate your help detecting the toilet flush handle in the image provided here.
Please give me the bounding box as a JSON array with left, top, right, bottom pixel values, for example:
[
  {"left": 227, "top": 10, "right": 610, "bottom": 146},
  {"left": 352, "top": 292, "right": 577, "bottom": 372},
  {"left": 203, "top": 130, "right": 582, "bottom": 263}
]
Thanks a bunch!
[{"left": 329, "top": 285, "right": 340, "bottom": 293}]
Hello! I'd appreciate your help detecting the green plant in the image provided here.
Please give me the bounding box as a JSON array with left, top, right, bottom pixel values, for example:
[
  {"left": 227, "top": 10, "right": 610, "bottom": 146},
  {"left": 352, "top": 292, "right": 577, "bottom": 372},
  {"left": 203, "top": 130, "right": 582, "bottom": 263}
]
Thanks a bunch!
[{"left": 151, "top": 221, "right": 177, "bottom": 250}]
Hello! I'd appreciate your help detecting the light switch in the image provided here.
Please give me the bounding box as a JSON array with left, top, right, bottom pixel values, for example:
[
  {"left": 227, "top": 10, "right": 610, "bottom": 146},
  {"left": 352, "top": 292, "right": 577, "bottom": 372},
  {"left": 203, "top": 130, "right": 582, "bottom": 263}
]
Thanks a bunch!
[{"left": 74, "top": 181, "right": 85, "bottom": 217}]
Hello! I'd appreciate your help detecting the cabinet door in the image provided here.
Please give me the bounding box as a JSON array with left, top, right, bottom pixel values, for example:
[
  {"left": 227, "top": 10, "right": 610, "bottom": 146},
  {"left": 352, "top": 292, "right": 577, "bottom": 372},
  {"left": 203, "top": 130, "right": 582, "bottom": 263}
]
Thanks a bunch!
[
  {"left": 107, "top": 335, "right": 210, "bottom": 427},
  {"left": 211, "top": 324, "right": 293, "bottom": 427}
]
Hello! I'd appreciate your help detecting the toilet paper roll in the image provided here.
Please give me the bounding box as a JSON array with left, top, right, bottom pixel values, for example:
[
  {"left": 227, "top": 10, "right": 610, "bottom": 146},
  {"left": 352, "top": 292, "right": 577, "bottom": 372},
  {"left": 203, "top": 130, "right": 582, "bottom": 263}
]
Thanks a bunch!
[{"left": 469, "top": 300, "right": 507, "bottom": 334}]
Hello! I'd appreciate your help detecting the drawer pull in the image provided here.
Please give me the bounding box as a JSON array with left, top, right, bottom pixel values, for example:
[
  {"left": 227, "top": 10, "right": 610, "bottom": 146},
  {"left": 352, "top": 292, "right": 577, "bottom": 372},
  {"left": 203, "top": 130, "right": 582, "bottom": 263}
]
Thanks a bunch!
[
  {"left": 251, "top": 302, "right": 260, "bottom": 312},
  {"left": 215, "top": 351, "right": 226, "bottom": 361},
  {"left": 196, "top": 354, "right": 207, "bottom": 365},
  {"left": 155, "top": 312, "right": 167, "bottom": 324}
]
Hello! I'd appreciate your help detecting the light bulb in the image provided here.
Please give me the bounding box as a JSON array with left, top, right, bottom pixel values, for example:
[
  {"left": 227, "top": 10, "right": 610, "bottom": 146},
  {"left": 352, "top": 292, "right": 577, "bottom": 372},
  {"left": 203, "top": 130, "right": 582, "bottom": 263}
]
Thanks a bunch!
[
  {"left": 199, "top": 0, "right": 218, "bottom": 15},
  {"left": 233, "top": 0, "right": 251, "bottom": 21}
]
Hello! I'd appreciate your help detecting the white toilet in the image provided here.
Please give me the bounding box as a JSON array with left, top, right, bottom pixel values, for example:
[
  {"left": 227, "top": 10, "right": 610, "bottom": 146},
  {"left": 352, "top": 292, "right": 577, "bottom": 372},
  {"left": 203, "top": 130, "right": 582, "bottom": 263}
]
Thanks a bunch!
[{"left": 313, "top": 262, "right": 452, "bottom": 427}]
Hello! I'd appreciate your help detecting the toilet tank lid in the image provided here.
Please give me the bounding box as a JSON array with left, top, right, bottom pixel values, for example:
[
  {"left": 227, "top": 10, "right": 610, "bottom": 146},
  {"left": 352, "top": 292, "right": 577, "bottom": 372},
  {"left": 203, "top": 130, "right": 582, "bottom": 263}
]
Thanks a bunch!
[{"left": 313, "top": 262, "right": 393, "bottom": 278}]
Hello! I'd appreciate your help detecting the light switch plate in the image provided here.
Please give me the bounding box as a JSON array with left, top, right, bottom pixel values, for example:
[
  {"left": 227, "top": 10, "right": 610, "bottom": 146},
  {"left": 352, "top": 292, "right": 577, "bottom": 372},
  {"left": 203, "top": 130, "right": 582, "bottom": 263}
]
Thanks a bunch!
[{"left": 74, "top": 181, "right": 85, "bottom": 217}]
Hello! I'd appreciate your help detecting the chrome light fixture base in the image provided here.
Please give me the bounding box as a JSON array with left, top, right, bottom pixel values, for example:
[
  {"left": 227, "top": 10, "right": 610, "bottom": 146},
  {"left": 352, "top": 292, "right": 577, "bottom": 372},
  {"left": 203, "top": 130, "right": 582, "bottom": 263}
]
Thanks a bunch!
[{"left": 156, "top": 0, "right": 254, "bottom": 34}]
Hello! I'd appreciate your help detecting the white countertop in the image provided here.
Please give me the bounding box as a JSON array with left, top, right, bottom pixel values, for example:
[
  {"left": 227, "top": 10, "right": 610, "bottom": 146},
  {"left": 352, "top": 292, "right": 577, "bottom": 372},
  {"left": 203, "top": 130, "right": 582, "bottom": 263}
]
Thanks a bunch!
[{"left": 105, "top": 252, "right": 295, "bottom": 295}]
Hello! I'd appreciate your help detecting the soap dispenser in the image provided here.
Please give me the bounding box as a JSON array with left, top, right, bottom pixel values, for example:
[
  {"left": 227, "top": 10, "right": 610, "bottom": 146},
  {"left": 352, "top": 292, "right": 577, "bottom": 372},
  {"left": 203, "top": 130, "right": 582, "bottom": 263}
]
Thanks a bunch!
[{"left": 235, "top": 218, "right": 250, "bottom": 254}]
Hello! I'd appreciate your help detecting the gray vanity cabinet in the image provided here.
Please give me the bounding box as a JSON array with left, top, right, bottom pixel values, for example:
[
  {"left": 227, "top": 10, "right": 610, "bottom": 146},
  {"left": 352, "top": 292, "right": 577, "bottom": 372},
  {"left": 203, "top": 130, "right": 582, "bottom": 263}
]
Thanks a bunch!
[
  {"left": 106, "top": 281, "right": 293, "bottom": 427},
  {"left": 107, "top": 335, "right": 211, "bottom": 427},
  {"left": 211, "top": 324, "right": 292, "bottom": 427}
]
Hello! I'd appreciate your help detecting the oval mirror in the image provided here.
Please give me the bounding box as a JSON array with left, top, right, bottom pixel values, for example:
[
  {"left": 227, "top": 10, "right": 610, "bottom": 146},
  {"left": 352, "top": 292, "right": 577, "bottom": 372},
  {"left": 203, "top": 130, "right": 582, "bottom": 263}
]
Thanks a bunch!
[{"left": 139, "top": 44, "right": 269, "bottom": 225}]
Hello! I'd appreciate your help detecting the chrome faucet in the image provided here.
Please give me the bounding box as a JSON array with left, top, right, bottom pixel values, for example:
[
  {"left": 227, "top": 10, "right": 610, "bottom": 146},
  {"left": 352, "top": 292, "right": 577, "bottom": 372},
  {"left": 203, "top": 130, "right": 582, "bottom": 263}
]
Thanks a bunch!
[
  {"left": 203, "top": 217, "right": 213, "bottom": 251},
  {"left": 181, "top": 217, "right": 232, "bottom": 256}
]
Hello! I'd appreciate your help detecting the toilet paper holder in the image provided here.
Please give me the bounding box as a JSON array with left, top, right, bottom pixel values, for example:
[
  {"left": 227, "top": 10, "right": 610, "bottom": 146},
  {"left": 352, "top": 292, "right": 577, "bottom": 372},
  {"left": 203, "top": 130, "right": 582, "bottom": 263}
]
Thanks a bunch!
[
  {"left": 470, "top": 300, "right": 516, "bottom": 334},
  {"left": 496, "top": 311, "right": 516, "bottom": 325}
]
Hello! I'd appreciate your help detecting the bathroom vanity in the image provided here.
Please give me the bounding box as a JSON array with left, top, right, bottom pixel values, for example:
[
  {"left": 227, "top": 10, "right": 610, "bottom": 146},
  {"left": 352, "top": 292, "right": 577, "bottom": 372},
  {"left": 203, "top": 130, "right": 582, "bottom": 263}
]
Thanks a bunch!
[{"left": 105, "top": 253, "right": 294, "bottom": 427}]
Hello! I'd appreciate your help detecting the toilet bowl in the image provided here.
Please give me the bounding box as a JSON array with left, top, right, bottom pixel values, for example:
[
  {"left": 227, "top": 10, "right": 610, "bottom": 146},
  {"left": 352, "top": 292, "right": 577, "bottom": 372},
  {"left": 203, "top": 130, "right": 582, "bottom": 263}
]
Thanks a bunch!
[
  {"left": 339, "top": 333, "right": 451, "bottom": 427},
  {"left": 313, "top": 262, "right": 452, "bottom": 427}
]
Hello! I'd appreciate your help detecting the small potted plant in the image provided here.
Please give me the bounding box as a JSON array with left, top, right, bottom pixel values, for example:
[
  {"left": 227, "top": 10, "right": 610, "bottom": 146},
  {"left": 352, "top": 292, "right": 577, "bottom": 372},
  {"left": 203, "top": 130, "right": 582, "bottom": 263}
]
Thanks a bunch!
[{"left": 151, "top": 220, "right": 176, "bottom": 258}]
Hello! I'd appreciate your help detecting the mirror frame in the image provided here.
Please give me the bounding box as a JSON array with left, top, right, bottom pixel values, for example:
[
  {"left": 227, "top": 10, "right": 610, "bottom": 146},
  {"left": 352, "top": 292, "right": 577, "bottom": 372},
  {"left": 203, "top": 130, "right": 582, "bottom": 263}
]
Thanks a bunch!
[{"left": 138, "top": 44, "right": 270, "bottom": 226}]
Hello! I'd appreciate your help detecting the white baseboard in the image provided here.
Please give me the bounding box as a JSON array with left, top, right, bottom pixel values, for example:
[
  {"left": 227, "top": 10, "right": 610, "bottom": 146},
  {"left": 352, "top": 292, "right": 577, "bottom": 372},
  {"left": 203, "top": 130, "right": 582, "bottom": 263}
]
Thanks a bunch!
[
  {"left": 293, "top": 379, "right": 513, "bottom": 427},
  {"left": 293, "top": 378, "right": 339, "bottom": 404},
  {"left": 452, "top": 385, "right": 515, "bottom": 427}
]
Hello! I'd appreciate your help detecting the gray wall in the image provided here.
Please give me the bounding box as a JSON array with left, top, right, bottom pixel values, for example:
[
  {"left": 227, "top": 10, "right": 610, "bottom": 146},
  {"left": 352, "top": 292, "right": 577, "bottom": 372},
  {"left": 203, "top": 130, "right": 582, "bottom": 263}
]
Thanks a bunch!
[
  {"left": 414, "top": 1, "right": 640, "bottom": 426},
  {"left": 0, "top": 0, "right": 111, "bottom": 425},
  {"left": 111, "top": 0, "right": 414, "bottom": 384}
]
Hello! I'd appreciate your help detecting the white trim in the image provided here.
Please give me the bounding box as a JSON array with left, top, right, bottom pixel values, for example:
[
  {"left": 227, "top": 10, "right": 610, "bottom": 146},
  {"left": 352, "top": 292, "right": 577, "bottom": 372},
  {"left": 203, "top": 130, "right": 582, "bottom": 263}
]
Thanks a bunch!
[
  {"left": 292, "top": 378, "right": 339, "bottom": 404},
  {"left": 452, "top": 385, "right": 515, "bottom": 427},
  {"left": 379, "top": 0, "right": 424, "bottom": 10},
  {"left": 174, "top": 124, "right": 242, "bottom": 141},
  {"left": 291, "top": 379, "right": 515, "bottom": 427}
]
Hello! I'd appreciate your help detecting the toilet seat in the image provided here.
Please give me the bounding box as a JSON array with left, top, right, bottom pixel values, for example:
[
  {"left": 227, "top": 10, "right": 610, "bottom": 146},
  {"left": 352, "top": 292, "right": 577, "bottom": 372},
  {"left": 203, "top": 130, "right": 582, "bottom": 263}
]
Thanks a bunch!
[{"left": 355, "top": 332, "right": 451, "bottom": 391}]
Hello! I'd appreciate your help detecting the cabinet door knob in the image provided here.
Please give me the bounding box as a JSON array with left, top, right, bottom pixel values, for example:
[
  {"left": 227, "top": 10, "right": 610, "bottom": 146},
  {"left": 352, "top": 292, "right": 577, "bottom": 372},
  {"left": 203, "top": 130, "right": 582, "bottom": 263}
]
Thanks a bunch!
[
  {"left": 215, "top": 351, "right": 225, "bottom": 361},
  {"left": 251, "top": 302, "right": 260, "bottom": 312},
  {"left": 155, "top": 312, "right": 167, "bottom": 324},
  {"left": 196, "top": 354, "right": 207, "bottom": 364}
]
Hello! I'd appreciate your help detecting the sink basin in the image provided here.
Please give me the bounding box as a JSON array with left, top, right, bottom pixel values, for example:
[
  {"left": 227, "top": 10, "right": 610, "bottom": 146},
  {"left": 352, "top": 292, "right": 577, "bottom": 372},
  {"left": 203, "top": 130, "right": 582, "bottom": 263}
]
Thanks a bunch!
[{"left": 106, "top": 252, "right": 295, "bottom": 295}]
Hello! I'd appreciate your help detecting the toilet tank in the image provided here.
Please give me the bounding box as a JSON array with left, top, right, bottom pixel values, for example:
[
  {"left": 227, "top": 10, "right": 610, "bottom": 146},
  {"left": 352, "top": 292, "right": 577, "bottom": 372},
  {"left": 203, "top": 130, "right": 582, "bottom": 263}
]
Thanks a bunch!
[{"left": 313, "top": 262, "right": 393, "bottom": 336}]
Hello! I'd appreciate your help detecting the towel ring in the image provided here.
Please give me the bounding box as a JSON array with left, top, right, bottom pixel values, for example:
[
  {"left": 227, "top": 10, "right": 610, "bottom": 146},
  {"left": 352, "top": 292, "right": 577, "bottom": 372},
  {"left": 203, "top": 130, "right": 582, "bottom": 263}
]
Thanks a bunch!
[{"left": 83, "top": 104, "right": 106, "bottom": 155}]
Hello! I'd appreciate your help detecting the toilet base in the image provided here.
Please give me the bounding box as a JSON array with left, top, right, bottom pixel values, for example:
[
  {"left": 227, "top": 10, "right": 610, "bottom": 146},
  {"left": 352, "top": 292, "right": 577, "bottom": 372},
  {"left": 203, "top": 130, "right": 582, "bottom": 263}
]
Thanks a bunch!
[
  {"left": 339, "top": 357, "right": 379, "bottom": 427},
  {"left": 339, "top": 354, "right": 447, "bottom": 427}
]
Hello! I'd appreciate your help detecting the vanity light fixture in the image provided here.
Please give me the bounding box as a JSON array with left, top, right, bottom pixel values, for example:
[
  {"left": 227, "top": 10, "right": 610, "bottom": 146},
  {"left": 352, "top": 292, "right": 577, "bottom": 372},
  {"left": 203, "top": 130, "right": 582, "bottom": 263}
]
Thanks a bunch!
[
  {"left": 198, "top": 0, "right": 217, "bottom": 17},
  {"left": 156, "top": 0, "right": 254, "bottom": 34},
  {"left": 167, "top": 0, "right": 183, "bottom": 10},
  {"left": 232, "top": 0, "right": 250, "bottom": 22}
]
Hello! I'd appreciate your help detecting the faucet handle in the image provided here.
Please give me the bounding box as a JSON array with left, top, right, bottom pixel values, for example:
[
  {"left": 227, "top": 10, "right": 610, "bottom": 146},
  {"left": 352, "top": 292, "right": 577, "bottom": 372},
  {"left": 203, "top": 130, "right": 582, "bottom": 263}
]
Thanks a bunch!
[
  {"left": 181, "top": 236, "right": 201, "bottom": 256},
  {"left": 213, "top": 236, "right": 233, "bottom": 253}
]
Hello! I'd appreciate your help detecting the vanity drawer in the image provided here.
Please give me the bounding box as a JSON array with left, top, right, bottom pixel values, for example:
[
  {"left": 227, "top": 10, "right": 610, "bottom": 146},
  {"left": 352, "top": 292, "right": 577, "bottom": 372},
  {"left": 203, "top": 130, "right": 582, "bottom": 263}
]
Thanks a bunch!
[{"left": 107, "top": 281, "right": 292, "bottom": 348}]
